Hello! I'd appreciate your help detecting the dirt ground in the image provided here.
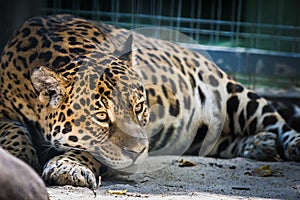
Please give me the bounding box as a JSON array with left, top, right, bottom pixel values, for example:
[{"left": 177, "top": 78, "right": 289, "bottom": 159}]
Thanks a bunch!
[{"left": 47, "top": 156, "right": 300, "bottom": 200}]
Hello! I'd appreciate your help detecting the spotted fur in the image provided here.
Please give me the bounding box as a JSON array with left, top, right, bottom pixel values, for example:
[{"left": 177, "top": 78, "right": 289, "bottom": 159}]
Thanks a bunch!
[
  {"left": 0, "top": 14, "right": 299, "bottom": 188},
  {"left": 270, "top": 101, "right": 300, "bottom": 132}
]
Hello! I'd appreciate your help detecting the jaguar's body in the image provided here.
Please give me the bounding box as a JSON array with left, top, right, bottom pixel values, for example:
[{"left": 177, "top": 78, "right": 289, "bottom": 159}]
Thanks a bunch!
[{"left": 0, "top": 14, "right": 299, "bottom": 188}]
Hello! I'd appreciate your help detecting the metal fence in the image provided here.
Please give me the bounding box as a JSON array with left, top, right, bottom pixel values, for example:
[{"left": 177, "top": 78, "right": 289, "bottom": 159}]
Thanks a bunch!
[
  {"left": 40, "top": 0, "right": 300, "bottom": 91},
  {"left": 41, "top": 0, "right": 300, "bottom": 54}
]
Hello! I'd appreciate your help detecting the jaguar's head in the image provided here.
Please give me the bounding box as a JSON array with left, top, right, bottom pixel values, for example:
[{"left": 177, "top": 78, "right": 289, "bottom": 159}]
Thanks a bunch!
[{"left": 31, "top": 36, "right": 149, "bottom": 169}]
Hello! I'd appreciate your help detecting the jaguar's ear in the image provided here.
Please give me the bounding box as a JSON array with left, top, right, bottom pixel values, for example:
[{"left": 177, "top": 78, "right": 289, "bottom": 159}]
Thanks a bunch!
[
  {"left": 31, "top": 66, "right": 68, "bottom": 108},
  {"left": 114, "top": 34, "right": 134, "bottom": 66}
]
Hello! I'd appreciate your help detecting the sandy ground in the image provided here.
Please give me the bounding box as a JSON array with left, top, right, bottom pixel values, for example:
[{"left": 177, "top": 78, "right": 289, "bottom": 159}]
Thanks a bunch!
[{"left": 47, "top": 156, "right": 300, "bottom": 200}]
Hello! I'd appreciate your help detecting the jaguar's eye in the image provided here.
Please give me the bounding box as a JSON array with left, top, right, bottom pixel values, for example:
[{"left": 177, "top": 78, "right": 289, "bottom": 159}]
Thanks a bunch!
[
  {"left": 95, "top": 111, "right": 108, "bottom": 122},
  {"left": 134, "top": 102, "right": 143, "bottom": 114}
]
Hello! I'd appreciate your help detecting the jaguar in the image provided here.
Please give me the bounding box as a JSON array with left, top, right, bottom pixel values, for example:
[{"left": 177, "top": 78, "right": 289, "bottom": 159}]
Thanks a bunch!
[{"left": 0, "top": 14, "right": 299, "bottom": 188}]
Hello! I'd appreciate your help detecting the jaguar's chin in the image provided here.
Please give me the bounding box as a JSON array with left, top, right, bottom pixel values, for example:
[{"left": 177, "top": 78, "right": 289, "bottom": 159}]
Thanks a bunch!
[
  {"left": 128, "top": 146, "right": 148, "bottom": 165},
  {"left": 91, "top": 145, "right": 148, "bottom": 170},
  {"left": 107, "top": 157, "right": 149, "bottom": 175}
]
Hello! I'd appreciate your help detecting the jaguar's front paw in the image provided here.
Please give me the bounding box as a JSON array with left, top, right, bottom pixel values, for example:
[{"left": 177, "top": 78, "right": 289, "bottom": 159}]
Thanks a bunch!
[{"left": 42, "top": 155, "right": 98, "bottom": 189}]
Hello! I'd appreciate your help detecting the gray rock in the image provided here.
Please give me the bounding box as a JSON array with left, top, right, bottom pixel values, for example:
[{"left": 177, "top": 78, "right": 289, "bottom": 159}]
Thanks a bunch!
[{"left": 0, "top": 147, "right": 49, "bottom": 200}]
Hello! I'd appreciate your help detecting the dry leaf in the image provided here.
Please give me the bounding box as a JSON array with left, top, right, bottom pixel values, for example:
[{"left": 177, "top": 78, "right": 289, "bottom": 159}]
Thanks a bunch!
[
  {"left": 179, "top": 159, "right": 196, "bottom": 167},
  {"left": 108, "top": 189, "right": 128, "bottom": 195},
  {"left": 245, "top": 165, "right": 283, "bottom": 177},
  {"left": 254, "top": 165, "right": 272, "bottom": 176}
]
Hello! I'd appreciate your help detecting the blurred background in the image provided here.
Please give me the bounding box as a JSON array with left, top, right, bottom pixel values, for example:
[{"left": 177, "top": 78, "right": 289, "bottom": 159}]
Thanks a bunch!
[{"left": 1, "top": 0, "right": 299, "bottom": 102}]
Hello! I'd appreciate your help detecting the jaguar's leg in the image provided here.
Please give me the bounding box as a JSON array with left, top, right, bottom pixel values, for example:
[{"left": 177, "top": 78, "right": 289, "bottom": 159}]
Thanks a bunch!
[
  {"left": 277, "top": 126, "right": 300, "bottom": 161},
  {"left": 42, "top": 150, "right": 102, "bottom": 189},
  {"left": 220, "top": 88, "right": 300, "bottom": 161},
  {"left": 212, "top": 132, "right": 280, "bottom": 161},
  {"left": 245, "top": 107, "right": 300, "bottom": 161},
  {"left": 0, "top": 119, "right": 39, "bottom": 169}
]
